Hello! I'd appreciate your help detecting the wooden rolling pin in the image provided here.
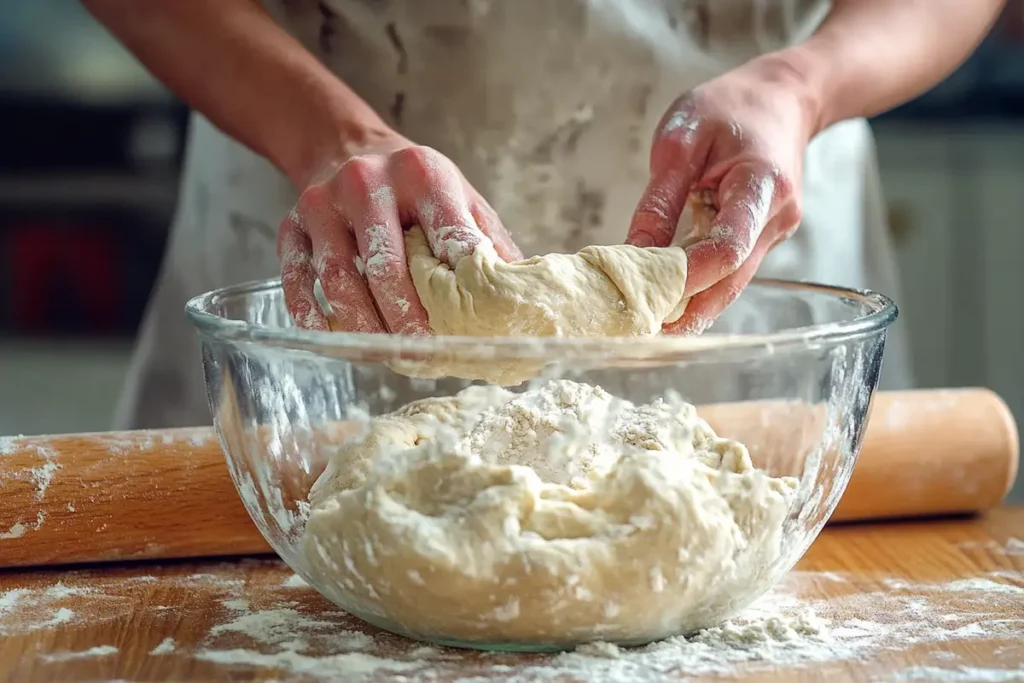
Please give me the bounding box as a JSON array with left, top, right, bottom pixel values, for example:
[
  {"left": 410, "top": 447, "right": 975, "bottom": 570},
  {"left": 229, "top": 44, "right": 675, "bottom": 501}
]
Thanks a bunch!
[{"left": 0, "top": 388, "right": 1017, "bottom": 570}]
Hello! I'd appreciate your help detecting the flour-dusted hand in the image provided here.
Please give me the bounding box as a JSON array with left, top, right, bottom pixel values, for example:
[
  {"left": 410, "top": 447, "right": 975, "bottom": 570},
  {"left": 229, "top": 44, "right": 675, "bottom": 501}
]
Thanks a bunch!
[
  {"left": 627, "top": 58, "right": 818, "bottom": 335},
  {"left": 279, "top": 135, "right": 521, "bottom": 334}
]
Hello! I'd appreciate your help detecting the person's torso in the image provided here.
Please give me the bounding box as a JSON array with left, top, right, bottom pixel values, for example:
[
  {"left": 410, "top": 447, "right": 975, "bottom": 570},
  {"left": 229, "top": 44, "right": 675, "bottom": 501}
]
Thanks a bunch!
[
  {"left": 174, "top": 0, "right": 838, "bottom": 288},
  {"left": 262, "top": 0, "right": 830, "bottom": 254},
  {"left": 120, "top": 0, "right": 916, "bottom": 432}
]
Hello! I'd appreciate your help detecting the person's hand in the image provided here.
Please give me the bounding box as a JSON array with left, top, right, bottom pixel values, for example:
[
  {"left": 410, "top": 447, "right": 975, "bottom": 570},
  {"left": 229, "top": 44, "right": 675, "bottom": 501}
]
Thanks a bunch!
[
  {"left": 279, "top": 132, "right": 521, "bottom": 334},
  {"left": 627, "top": 57, "right": 819, "bottom": 335}
]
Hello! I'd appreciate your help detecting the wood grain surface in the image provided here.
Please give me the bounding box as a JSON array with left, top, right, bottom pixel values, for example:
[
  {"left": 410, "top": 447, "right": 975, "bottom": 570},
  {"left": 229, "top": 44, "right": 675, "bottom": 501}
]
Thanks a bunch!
[
  {"left": 1, "top": 388, "right": 1018, "bottom": 570},
  {"left": 1, "top": 509, "right": 1022, "bottom": 682}
]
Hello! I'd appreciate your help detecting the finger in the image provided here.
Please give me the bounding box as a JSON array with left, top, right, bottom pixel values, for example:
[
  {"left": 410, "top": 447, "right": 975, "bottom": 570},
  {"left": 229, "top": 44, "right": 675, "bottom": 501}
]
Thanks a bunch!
[
  {"left": 308, "top": 216, "right": 388, "bottom": 336},
  {"left": 627, "top": 168, "right": 697, "bottom": 248},
  {"left": 332, "top": 158, "right": 429, "bottom": 336},
  {"left": 390, "top": 147, "right": 485, "bottom": 267},
  {"left": 278, "top": 209, "right": 330, "bottom": 331},
  {"left": 469, "top": 198, "right": 522, "bottom": 262},
  {"left": 682, "top": 164, "right": 775, "bottom": 297},
  {"left": 666, "top": 218, "right": 778, "bottom": 336},
  {"left": 297, "top": 183, "right": 386, "bottom": 334}
]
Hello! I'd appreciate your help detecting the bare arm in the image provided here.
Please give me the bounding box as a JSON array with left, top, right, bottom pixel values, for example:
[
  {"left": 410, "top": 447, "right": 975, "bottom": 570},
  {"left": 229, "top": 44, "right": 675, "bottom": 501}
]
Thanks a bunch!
[
  {"left": 82, "top": 0, "right": 389, "bottom": 188},
  {"left": 782, "top": 0, "right": 1006, "bottom": 133},
  {"left": 629, "top": 0, "right": 1005, "bottom": 333},
  {"left": 83, "top": 0, "right": 519, "bottom": 335}
]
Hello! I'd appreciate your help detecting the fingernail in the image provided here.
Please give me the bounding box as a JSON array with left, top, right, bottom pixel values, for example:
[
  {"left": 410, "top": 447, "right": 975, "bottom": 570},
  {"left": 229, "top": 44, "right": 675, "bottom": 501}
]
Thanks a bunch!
[{"left": 631, "top": 234, "right": 655, "bottom": 248}]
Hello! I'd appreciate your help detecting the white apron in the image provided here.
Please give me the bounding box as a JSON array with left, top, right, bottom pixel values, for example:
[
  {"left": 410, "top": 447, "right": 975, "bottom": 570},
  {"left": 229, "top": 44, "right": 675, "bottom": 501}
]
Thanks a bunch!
[{"left": 113, "top": 0, "right": 912, "bottom": 430}]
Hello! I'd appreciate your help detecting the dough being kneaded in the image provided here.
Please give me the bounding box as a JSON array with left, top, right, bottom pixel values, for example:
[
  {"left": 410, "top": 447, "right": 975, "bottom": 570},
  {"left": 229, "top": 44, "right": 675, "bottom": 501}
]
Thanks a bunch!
[{"left": 393, "top": 227, "right": 689, "bottom": 384}]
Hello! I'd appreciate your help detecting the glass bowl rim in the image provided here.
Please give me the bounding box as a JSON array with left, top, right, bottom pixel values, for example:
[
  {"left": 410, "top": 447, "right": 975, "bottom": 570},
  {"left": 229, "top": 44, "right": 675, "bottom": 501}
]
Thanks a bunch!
[{"left": 184, "top": 277, "right": 898, "bottom": 360}]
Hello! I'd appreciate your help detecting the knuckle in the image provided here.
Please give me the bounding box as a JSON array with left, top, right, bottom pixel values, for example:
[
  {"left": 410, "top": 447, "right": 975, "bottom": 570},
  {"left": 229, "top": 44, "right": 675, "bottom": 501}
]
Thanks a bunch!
[
  {"left": 296, "top": 185, "right": 329, "bottom": 216},
  {"left": 392, "top": 144, "right": 439, "bottom": 169},
  {"left": 658, "top": 95, "right": 698, "bottom": 135},
  {"left": 651, "top": 137, "right": 691, "bottom": 170},
  {"left": 783, "top": 202, "right": 802, "bottom": 229},
  {"left": 719, "top": 240, "right": 750, "bottom": 273},
  {"left": 336, "top": 156, "right": 376, "bottom": 192},
  {"left": 637, "top": 192, "right": 676, "bottom": 224},
  {"left": 391, "top": 145, "right": 452, "bottom": 186},
  {"left": 321, "top": 262, "right": 366, "bottom": 300},
  {"left": 770, "top": 202, "right": 802, "bottom": 244},
  {"left": 770, "top": 168, "right": 797, "bottom": 202},
  {"left": 319, "top": 253, "right": 352, "bottom": 279}
]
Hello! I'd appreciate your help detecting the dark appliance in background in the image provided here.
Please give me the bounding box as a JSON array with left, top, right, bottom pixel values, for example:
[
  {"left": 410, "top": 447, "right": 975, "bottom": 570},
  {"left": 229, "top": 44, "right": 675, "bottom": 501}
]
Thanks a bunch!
[
  {"left": 0, "top": 98, "right": 188, "bottom": 338},
  {"left": 0, "top": 0, "right": 188, "bottom": 339}
]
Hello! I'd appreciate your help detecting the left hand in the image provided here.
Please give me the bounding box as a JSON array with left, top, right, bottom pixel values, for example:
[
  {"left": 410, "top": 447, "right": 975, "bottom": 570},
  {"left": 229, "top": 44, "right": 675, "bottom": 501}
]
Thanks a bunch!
[{"left": 627, "top": 57, "right": 819, "bottom": 335}]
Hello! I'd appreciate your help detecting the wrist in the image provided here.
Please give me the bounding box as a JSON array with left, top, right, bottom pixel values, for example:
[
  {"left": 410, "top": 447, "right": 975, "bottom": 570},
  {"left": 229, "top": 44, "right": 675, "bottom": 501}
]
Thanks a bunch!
[
  {"left": 742, "top": 48, "right": 828, "bottom": 139},
  {"left": 279, "top": 104, "right": 398, "bottom": 189}
]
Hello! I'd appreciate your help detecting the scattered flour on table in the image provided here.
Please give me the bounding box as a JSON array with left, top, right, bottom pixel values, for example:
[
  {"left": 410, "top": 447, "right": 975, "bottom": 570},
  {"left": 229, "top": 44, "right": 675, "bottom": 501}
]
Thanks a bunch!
[
  {"left": 41, "top": 645, "right": 118, "bottom": 662},
  {"left": 197, "top": 598, "right": 421, "bottom": 679},
  {"left": 892, "top": 666, "right": 1024, "bottom": 682},
  {"left": 282, "top": 574, "right": 309, "bottom": 588},
  {"left": 4, "top": 562, "right": 1022, "bottom": 681},
  {"left": 956, "top": 538, "right": 1024, "bottom": 557},
  {"left": 0, "top": 572, "right": 241, "bottom": 637},
  {"left": 150, "top": 638, "right": 177, "bottom": 655},
  {"left": 0, "top": 582, "right": 95, "bottom": 634},
  {"left": 180, "top": 571, "right": 1024, "bottom": 682}
]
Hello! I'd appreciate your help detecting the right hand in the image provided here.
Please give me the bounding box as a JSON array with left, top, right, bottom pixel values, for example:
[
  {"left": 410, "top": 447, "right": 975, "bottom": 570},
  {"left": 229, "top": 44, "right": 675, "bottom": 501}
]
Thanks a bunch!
[{"left": 279, "top": 133, "right": 521, "bottom": 334}]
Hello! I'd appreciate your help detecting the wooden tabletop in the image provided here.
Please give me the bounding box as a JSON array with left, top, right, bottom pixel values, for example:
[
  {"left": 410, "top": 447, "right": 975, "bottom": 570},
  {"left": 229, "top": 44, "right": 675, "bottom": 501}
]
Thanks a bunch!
[{"left": 2, "top": 508, "right": 1022, "bottom": 683}]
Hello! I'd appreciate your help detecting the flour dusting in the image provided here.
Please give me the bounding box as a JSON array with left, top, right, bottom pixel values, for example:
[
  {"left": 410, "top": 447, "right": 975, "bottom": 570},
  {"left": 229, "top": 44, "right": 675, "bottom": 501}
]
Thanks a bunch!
[
  {"left": 183, "top": 570, "right": 1024, "bottom": 682},
  {"left": 41, "top": 645, "right": 118, "bottom": 662},
  {"left": 6, "top": 561, "right": 1022, "bottom": 681},
  {"left": 894, "top": 665, "right": 1024, "bottom": 681},
  {"left": 150, "top": 638, "right": 177, "bottom": 655},
  {"left": 282, "top": 574, "right": 309, "bottom": 588}
]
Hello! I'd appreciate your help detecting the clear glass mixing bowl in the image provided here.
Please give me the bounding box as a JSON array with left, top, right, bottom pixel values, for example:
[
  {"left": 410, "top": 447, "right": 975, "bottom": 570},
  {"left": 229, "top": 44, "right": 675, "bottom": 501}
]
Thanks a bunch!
[{"left": 186, "top": 278, "right": 896, "bottom": 652}]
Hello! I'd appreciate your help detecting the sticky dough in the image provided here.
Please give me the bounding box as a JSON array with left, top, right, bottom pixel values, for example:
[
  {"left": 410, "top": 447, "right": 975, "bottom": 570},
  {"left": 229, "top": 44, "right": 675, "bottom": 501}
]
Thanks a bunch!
[
  {"left": 301, "top": 380, "right": 797, "bottom": 647},
  {"left": 388, "top": 227, "right": 690, "bottom": 384}
]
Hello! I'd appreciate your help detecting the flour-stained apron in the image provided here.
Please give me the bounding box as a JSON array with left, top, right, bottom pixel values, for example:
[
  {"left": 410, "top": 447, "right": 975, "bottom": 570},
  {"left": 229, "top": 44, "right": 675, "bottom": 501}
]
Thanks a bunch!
[{"left": 114, "top": 0, "right": 912, "bottom": 430}]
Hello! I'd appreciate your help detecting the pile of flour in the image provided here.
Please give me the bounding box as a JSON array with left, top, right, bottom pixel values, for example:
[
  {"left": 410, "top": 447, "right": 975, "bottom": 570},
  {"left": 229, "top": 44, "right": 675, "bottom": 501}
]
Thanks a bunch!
[{"left": 301, "top": 379, "right": 797, "bottom": 647}]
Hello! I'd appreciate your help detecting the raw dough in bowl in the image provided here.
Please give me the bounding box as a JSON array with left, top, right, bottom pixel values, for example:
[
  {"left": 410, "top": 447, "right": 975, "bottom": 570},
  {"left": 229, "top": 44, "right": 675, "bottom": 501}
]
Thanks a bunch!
[
  {"left": 301, "top": 379, "right": 797, "bottom": 647},
  {"left": 369, "top": 227, "right": 690, "bottom": 385}
]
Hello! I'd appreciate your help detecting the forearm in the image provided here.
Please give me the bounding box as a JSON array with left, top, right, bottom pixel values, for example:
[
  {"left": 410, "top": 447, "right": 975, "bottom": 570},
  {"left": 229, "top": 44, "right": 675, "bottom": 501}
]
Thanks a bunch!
[
  {"left": 776, "top": 0, "right": 1005, "bottom": 133},
  {"left": 83, "top": 0, "right": 390, "bottom": 188}
]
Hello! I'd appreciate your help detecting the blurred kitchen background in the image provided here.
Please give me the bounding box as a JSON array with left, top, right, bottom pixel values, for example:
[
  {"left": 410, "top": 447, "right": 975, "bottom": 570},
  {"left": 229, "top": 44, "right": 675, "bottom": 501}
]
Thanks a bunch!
[{"left": 1, "top": 2, "right": 1022, "bottom": 500}]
